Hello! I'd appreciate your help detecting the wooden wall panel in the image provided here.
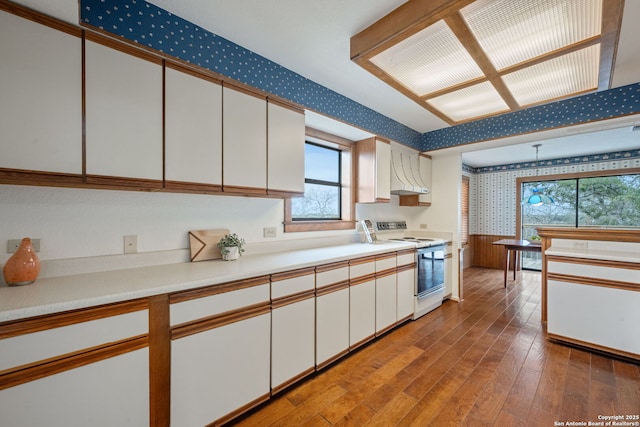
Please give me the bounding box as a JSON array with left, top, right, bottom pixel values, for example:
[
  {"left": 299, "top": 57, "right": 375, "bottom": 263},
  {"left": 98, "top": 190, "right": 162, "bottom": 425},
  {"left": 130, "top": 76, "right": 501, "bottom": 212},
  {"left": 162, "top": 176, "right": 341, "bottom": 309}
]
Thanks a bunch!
[{"left": 470, "top": 234, "right": 516, "bottom": 269}]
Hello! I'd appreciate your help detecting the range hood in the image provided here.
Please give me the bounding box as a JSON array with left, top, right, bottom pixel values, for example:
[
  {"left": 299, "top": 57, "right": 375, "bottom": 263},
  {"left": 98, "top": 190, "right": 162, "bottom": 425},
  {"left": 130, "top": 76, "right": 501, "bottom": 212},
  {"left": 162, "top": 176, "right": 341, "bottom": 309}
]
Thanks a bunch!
[{"left": 390, "top": 149, "right": 430, "bottom": 195}]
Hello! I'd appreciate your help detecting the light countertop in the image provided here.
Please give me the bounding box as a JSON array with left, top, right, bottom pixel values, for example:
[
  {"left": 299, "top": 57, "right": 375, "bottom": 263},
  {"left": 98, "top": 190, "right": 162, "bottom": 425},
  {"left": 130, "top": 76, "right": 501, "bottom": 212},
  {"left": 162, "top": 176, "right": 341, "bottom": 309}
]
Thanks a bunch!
[{"left": 0, "top": 241, "right": 414, "bottom": 323}]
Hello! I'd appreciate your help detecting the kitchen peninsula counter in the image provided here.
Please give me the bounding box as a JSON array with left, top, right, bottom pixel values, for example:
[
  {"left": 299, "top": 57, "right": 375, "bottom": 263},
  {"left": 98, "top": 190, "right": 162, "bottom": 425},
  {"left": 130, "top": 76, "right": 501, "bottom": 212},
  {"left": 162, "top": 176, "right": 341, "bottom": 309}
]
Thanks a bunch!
[
  {"left": 537, "top": 227, "right": 640, "bottom": 362},
  {"left": 0, "top": 241, "right": 414, "bottom": 322}
]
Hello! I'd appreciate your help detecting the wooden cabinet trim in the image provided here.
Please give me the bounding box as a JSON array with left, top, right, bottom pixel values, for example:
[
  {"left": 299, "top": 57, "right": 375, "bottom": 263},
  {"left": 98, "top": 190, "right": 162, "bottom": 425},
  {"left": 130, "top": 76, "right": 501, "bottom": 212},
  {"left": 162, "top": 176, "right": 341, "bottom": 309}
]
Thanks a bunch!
[
  {"left": 349, "top": 256, "right": 377, "bottom": 266},
  {"left": 349, "top": 335, "right": 375, "bottom": 351},
  {"left": 148, "top": 294, "right": 170, "bottom": 427},
  {"left": 169, "top": 276, "right": 270, "bottom": 304},
  {"left": 85, "top": 175, "right": 164, "bottom": 190},
  {"left": 396, "top": 249, "right": 415, "bottom": 257},
  {"left": 222, "top": 185, "right": 268, "bottom": 196},
  {"left": 0, "top": 335, "right": 148, "bottom": 390},
  {"left": 223, "top": 80, "right": 268, "bottom": 100},
  {"left": 0, "top": 0, "right": 82, "bottom": 37},
  {"left": 547, "top": 333, "right": 639, "bottom": 363},
  {"left": 316, "top": 280, "right": 350, "bottom": 297},
  {"left": 397, "top": 263, "right": 416, "bottom": 273},
  {"left": 548, "top": 272, "right": 639, "bottom": 293},
  {"left": 0, "top": 298, "right": 148, "bottom": 340},
  {"left": 350, "top": 273, "right": 376, "bottom": 286},
  {"left": 271, "top": 366, "right": 316, "bottom": 396},
  {"left": 214, "top": 392, "right": 272, "bottom": 427},
  {"left": 376, "top": 268, "right": 397, "bottom": 279},
  {"left": 271, "top": 289, "right": 316, "bottom": 310},
  {"left": 84, "top": 31, "right": 163, "bottom": 65},
  {"left": 267, "top": 97, "right": 305, "bottom": 114},
  {"left": 375, "top": 253, "right": 396, "bottom": 261},
  {"left": 165, "top": 60, "right": 222, "bottom": 85},
  {"left": 0, "top": 169, "right": 84, "bottom": 188},
  {"left": 315, "top": 260, "right": 350, "bottom": 273},
  {"left": 271, "top": 267, "right": 316, "bottom": 282},
  {"left": 537, "top": 227, "right": 640, "bottom": 243},
  {"left": 170, "top": 302, "right": 270, "bottom": 340},
  {"left": 164, "top": 180, "right": 223, "bottom": 194},
  {"left": 316, "top": 350, "right": 350, "bottom": 371},
  {"left": 547, "top": 254, "right": 640, "bottom": 271}
]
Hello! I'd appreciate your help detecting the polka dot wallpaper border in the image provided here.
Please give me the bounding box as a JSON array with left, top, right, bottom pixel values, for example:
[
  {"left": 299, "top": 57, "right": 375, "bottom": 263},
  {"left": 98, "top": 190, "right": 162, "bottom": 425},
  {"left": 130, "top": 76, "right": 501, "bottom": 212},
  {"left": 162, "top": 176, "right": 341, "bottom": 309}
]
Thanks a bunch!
[
  {"left": 465, "top": 148, "right": 640, "bottom": 174},
  {"left": 80, "top": 0, "right": 640, "bottom": 153},
  {"left": 422, "top": 84, "right": 640, "bottom": 151}
]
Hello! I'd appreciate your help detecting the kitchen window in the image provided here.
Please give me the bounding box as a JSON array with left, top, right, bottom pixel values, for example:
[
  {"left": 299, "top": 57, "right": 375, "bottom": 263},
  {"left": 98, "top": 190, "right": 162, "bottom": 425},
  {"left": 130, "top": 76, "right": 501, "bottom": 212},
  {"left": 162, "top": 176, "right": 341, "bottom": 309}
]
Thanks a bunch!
[
  {"left": 518, "top": 169, "right": 640, "bottom": 270},
  {"left": 284, "top": 129, "right": 355, "bottom": 232}
]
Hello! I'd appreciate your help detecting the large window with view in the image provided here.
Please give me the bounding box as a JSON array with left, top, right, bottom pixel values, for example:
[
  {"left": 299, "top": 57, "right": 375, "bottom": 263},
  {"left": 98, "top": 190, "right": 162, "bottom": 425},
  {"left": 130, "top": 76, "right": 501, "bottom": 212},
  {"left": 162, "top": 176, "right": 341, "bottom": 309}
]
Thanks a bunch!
[{"left": 520, "top": 172, "right": 640, "bottom": 270}]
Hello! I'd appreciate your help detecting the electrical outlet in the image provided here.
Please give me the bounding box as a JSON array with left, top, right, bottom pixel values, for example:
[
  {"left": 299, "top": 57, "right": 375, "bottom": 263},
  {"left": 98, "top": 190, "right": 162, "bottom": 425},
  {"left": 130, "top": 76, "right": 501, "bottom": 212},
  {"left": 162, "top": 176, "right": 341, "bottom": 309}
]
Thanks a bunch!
[
  {"left": 572, "top": 240, "right": 588, "bottom": 249},
  {"left": 124, "top": 235, "right": 137, "bottom": 254},
  {"left": 263, "top": 227, "right": 277, "bottom": 238},
  {"left": 7, "top": 239, "right": 40, "bottom": 253},
  {"left": 419, "top": 224, "right": 428, "bottom": 229}
]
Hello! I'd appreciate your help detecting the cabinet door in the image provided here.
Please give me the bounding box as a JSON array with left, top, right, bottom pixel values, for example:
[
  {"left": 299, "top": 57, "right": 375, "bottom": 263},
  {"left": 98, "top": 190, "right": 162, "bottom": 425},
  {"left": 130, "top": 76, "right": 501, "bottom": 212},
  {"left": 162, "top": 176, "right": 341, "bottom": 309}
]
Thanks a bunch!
[
  {"left": 375, "top": 271, "right": 397, "bottom": 333},
  {"left": 316, "top": 286, "right": 349, "bottom": 367},
  {"left": 85, "top": 40, "right": 163, "bottom": 182},
  {"left": 397, "top": 266, "right": 415, "bottom": 321},
  {"left": 171, "top": 313, "right": 271, "bottom": 427},
  {"left": 0, "top": 349, "right": 149, "bottom": 427},
  {"left": 223, "top": 86, "right": 267, "bottom": 193},
  {"left": 350, "top": 278, "right": 376, "bottom": 348},
  {"left": 0, "top": 11, "right": 82, "bottom": 174},
  {"left": 267, "top": 101, "right": 305, "bottom": 196},
  {"left": 357, "top": 137, "right": 391, "bottom": 203},
  {"left": 165, "top": 67, "right": 222, "bottom": 187},
  {"left": 272, "top": 297, "right": 316, "bottom": 391}
]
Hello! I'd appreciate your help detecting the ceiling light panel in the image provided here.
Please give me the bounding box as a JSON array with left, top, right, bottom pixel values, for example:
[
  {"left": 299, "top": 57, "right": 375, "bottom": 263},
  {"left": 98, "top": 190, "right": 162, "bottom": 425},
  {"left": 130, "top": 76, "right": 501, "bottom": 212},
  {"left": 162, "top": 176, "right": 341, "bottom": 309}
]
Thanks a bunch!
[
  {"left": 370, "top": 20, "right": 484, "bottom": 96},
  {"left": 462, "top": 0, "right": 603, "bottom": 70},
  {"left": 427, "top": 81, "right": 509, "bottom": 122},
  {"left": 503, "top": 44, "right": 600, "bottom": 106}
]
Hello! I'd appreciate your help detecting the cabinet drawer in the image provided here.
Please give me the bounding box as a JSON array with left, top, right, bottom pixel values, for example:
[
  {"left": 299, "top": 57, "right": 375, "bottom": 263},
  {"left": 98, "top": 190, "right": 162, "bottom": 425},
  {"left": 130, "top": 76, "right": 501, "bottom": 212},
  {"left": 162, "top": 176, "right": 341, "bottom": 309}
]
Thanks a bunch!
[
  {"left": 170, "top": 283, "right": 269, "bottom": 326},
  {"left": 375, "top": 254, "right": 397, "bottom": 272},
  {"left": 0, "top": 308, "right": 148, "bottom": 372},
  {"left": 397, "top": 251, "right": 415, "bottom": 267},
  {"left": 316, "top": 265, "right": 349, "bottom": 288},
  {"left": 271, "top": 269, "right": 315, "bottom": 299},
  {"left": 350, "top": 257, "right": 376, "bottom": 279}
]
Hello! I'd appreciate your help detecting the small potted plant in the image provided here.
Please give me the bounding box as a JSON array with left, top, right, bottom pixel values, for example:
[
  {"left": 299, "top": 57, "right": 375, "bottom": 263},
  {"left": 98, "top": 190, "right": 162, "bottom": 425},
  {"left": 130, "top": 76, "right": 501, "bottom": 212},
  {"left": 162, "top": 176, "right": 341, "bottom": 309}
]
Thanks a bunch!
[{"left": 217, "top": 233, "right": 246, "bottom": 261}]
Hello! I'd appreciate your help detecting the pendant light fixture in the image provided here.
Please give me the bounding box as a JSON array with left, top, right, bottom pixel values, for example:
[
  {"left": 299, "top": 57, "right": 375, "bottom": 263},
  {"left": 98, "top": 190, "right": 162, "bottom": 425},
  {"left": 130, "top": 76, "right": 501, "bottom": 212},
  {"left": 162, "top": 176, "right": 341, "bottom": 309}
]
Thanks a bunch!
[{"left": 525, "top": 144, "right": 554, "bottom": 206}]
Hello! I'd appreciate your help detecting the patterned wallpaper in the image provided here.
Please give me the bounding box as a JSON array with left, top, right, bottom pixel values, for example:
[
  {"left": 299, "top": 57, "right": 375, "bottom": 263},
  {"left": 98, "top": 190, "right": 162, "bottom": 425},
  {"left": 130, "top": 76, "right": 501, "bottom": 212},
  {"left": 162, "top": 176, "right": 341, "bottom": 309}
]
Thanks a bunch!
[
  {"left": 467, "top": 153, "right": 640, "bottom": 236},
  {"left": 80, "top": 0, "right": 640, "bottom": 153}
]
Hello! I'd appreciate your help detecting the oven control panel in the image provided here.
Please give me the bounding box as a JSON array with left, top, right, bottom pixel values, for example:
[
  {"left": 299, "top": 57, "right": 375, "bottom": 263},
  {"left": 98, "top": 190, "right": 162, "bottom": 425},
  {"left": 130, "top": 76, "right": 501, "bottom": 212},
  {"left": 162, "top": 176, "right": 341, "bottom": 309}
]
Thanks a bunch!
[{"left": 376, "top": 221, "right": 407, "bottom": 231}]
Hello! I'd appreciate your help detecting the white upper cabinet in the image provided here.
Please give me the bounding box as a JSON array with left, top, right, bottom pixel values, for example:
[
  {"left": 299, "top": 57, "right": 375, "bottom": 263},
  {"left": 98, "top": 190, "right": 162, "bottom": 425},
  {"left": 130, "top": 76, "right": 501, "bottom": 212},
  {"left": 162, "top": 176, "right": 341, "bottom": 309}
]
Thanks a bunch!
[
  {"left": 165, "top": 66, "right": 222, "bottom": 188},
  {"left": 0, "top": 11, "right": 82, "bottom": 174},
  {"left": 267, "top": 101, "right": 305, "bottom": 196},
  {"left": 222, "top": 85, "right": 267, "bottom": 194},
  {"left": 85, "top": 39, "right": 163, "bottom": 182},
  {"left": 357, "top": 137, "right": 391, "bottom": 203}
]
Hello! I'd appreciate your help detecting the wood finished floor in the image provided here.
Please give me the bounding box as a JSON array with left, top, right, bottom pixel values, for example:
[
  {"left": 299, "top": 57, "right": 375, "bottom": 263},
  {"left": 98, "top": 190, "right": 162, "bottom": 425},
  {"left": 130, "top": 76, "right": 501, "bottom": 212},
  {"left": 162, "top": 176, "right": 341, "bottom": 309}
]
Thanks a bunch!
[{"left": 230, "top": 267, "right": 640, "bottom": 427}]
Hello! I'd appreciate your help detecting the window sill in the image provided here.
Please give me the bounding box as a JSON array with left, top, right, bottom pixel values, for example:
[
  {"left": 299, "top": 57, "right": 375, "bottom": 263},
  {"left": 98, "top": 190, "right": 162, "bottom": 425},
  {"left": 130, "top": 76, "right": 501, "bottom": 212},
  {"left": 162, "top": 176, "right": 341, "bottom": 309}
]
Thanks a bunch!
[{"left": 284, "top": 220, "right": 356, "bottom": 233}]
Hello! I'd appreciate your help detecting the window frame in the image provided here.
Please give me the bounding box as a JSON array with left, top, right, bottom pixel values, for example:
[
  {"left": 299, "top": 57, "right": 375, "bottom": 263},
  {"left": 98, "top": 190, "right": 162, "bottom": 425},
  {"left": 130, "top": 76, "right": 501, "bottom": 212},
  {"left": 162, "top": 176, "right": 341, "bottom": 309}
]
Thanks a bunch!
[
  {"left": 284, "top": 127, "right": 356, "bottom": 233},
  {"left": 515, "top": 167, "right": 640, "bottom": 239}
]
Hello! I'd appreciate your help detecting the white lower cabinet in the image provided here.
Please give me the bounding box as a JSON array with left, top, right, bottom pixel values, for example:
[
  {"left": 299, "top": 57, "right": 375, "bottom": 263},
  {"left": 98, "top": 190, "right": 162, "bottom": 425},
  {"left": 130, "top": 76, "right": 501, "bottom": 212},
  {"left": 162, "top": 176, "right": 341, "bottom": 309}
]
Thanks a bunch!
[
  {"left": 315, "top": 262, "right": 350, "bottom": 368},
  {"left": 375, "top": 270, "right": 397, "bottom": 333},
  {"left": 349, "top": 276, "right": 376, "bottom": 348},
  {"left": 171, "top": 314, "right": 271, "bottom": 426},
  {"left": 169, "top": 279, "right": 271, "bottom": 426},
  {"left": 397, "top": 265, "right": 416, "bottom": 321},
  {"left": 270, "top": 268, "right": 316, "bottom": 393},
  {"left": 0, "top": 303, "right": 150, "bottom": 427}
]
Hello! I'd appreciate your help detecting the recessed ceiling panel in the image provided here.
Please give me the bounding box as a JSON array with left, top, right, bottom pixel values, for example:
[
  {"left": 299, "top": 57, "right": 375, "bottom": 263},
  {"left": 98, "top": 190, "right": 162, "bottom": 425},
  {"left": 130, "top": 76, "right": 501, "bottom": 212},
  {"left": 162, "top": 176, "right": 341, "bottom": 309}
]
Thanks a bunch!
[
  {"left": 461, "top": 0, "right": 602, "bottom": 70},
  {"left": 370, "top": 20, "right": 484, "bottom": 96},
  {"left": 427, "top": 81, "right": 509, "bottom": 122},
  {"left": 503, "top": 45, "right": 600, "bottom": 106}
]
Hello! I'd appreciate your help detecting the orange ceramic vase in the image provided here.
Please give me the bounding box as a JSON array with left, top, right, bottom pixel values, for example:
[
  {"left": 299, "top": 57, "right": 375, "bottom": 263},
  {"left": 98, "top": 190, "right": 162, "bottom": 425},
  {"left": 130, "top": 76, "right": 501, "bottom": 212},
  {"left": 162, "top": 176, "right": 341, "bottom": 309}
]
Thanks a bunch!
[{"left": 3, "top": 238, "right": 40, "bottom": 286}]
